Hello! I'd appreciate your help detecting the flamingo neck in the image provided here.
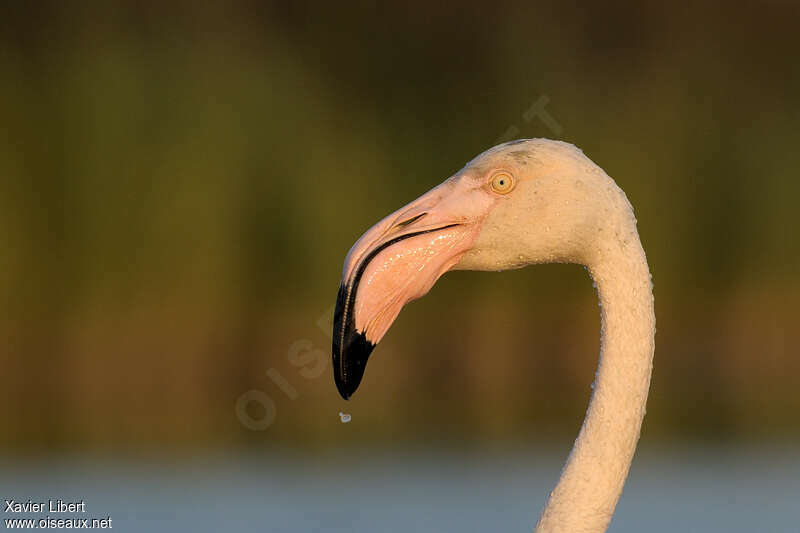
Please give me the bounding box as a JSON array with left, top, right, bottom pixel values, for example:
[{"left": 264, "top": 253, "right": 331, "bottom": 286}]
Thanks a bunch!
[{"left": 534, "top": 232, "right": 655, "bottom": 533}]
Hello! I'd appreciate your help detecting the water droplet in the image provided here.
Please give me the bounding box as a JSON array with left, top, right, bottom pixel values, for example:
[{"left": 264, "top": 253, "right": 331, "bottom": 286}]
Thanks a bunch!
[{"left": 339, "top": 412, "right": 351, "bottom": 423}]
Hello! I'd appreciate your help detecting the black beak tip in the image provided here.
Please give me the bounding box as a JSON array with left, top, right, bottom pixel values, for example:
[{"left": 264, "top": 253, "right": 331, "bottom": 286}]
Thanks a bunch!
[
  {"left": 333, "top": 284, "right": 376, "bottom": 400},
  {"left": 333, "top": 329, "right": 376, "bottom": 400}
]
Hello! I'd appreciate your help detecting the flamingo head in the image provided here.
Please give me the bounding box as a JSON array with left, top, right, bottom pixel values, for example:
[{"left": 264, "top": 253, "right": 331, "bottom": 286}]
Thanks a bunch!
[{"left": 333, "top": 139, "right": 623, "bottom": 399}]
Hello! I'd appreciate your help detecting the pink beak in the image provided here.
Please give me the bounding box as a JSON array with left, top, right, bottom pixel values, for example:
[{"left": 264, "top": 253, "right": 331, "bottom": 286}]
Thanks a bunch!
[{"left": 332, "top": 179, "right": 485, "bottom": 399}]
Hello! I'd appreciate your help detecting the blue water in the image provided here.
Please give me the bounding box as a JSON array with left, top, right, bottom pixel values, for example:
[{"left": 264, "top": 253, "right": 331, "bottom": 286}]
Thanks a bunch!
[{"left": 3, "top": 445, "right": 798, "bottom": 532}]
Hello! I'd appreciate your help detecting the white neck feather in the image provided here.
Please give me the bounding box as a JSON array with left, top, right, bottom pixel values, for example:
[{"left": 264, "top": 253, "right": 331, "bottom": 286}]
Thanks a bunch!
[
  {"left": 448, "top": 139, "right": 655, "bottom": 532},
  {"left": 534, "top": 229, "right": 655, "bottom": 533}
]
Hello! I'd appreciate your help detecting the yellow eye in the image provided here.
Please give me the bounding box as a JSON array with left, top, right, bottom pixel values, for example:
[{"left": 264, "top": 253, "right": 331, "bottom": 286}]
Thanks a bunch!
[{"left": 490, "top": 172, "right": 515, "bottom": 194}]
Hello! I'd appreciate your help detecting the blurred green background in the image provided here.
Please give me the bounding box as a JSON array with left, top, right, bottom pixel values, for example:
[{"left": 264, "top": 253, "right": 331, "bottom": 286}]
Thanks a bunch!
[{"left": 1, "top": 1, "right": 797, "bottom": 458}]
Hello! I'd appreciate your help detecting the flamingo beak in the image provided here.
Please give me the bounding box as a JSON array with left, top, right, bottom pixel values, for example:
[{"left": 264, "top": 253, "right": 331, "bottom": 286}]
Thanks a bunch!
[{"left": 332, "top": 180, "right": 486, "bottom": 399}]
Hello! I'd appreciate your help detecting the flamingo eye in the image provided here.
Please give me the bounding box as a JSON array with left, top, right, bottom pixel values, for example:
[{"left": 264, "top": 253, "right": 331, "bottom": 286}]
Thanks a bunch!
[{"left": 489, "top": 172, "right": 515, "bottom": 194}]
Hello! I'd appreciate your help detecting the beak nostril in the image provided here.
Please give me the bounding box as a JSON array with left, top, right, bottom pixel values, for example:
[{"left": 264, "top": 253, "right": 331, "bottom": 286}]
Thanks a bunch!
[{"left": 396, "top": 212, "right": 426, "bottom": 228}]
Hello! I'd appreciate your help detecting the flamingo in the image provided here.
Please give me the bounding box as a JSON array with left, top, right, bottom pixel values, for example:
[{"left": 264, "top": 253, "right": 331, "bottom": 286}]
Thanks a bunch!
[{"left": 332, "top": 139, "right": 655, "bottom": 533}]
